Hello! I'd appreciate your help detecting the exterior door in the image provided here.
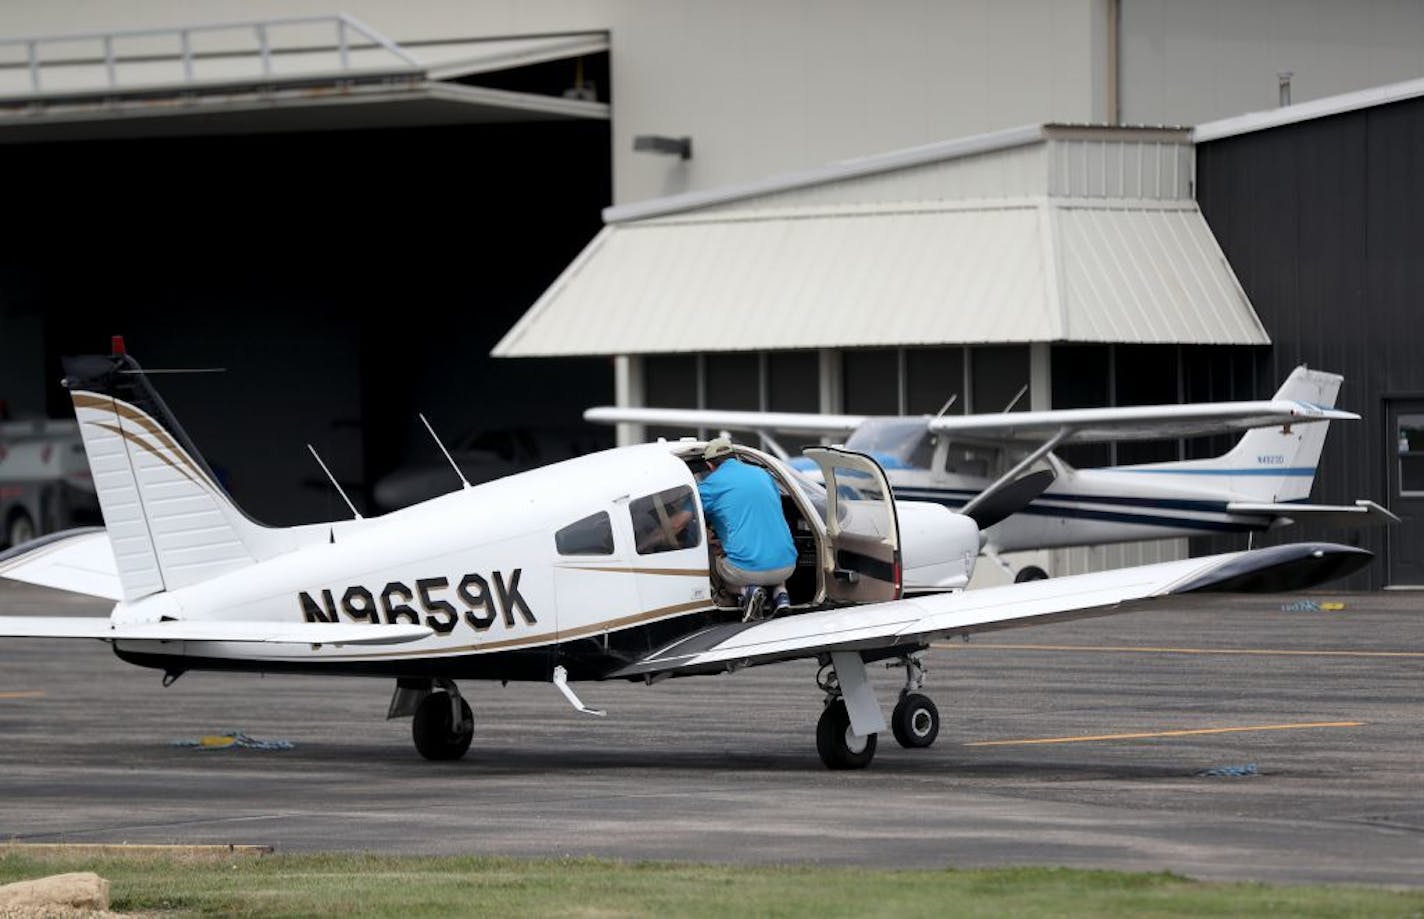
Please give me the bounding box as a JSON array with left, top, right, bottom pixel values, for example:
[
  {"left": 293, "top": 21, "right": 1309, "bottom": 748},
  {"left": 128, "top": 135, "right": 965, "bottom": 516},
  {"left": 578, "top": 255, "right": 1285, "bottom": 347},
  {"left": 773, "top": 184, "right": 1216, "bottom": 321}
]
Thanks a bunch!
[
  {"left": 804, "top": 447, "right": 902, "bottom": 603},
  {"left": 1386, "top": 400, "right": 1424, "bottom": 586}
]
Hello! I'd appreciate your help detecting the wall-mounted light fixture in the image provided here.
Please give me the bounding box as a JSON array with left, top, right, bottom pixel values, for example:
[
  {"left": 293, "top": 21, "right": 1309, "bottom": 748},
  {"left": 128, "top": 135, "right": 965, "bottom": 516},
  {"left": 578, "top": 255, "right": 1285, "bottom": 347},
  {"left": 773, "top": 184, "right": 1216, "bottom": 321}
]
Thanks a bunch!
[{"left": 633, "top": 134, "right": 692, "bottom": 160}]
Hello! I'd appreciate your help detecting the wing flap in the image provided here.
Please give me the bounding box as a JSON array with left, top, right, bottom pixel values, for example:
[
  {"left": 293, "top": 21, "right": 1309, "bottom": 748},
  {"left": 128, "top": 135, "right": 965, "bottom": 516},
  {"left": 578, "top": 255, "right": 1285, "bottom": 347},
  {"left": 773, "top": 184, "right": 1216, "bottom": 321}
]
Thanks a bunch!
[
  {"left": 614, "top": 543, "right": 1371, "bottom": 678},
  {"left": 0, "top": 616, "right": 432, "bottom": 645}
]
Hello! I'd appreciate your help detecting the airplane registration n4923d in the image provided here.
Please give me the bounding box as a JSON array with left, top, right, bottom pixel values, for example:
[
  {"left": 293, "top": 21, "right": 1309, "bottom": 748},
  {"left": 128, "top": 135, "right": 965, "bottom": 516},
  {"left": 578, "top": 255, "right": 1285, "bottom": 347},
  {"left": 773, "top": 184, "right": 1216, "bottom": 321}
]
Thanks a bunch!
[{"left": 0, "top": 342, "right": 1373, "bottom": 769}]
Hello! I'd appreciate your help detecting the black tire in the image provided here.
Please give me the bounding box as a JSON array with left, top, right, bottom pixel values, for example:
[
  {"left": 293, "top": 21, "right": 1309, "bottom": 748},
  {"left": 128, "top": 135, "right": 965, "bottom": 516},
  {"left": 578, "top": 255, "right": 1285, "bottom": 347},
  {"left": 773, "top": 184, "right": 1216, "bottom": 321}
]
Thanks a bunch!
[
  {"left": 412, "top": 691, "right": 473, "bottom": 761},
  {"left": 6, "top": 512, "right": 34, "bottom": 550},
  {"left": 891, "top": 692, "right": 940, "bottom": 748},
  {"left": 1014, "top": 565, "right": 1049, "bottom": 583},
  {"left": 815, "top": 698, "right": 877, "bottom": 770}
]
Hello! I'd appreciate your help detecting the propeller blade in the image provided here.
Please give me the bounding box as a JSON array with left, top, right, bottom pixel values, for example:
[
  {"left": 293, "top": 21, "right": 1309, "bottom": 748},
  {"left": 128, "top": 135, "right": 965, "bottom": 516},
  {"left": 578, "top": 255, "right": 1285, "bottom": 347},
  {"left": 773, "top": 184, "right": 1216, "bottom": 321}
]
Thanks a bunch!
[{"left": 962, "top": 468, "right": 1055, "bottom": 530}]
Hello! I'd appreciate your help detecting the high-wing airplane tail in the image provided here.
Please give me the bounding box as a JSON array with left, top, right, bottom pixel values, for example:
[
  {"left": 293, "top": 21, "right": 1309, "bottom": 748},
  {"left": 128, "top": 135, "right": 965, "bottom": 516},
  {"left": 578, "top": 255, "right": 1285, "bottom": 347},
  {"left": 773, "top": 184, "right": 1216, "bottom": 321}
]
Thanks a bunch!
[
  {"left": 1217, "top": 366, "right": 1342, "bottom": 501},
  {"left": 59, "top": 342, "right": 305, "bottom": 602},
  {"left": 1114, "top": 367, "right": 1344, "bottom": 503}
]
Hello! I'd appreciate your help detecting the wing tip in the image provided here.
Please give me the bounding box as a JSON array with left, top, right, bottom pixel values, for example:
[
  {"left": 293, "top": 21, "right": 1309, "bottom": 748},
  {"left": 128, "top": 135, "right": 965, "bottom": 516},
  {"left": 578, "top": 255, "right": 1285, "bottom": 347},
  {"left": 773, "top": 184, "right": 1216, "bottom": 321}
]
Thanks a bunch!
[{"left": 1171, "top": 543, "right": 1373, "bottom": 594}]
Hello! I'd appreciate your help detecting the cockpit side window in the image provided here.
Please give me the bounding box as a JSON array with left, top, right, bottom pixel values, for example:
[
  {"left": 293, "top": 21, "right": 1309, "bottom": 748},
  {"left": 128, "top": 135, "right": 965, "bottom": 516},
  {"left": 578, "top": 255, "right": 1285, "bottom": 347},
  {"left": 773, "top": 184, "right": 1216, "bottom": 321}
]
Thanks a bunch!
[
  {"left": 555, "top": 511, "right": 615, "bottom": 556},
  {"left": 630, "top": 485, "right": 701, "bottom": 555}
]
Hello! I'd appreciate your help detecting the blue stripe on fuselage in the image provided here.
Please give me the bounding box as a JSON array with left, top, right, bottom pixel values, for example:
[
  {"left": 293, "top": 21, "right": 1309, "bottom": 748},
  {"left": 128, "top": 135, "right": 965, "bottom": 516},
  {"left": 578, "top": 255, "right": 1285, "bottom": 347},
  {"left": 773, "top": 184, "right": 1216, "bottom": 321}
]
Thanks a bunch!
[{"left": 890, "top": 487, "right": 1265, "bottom": 533}]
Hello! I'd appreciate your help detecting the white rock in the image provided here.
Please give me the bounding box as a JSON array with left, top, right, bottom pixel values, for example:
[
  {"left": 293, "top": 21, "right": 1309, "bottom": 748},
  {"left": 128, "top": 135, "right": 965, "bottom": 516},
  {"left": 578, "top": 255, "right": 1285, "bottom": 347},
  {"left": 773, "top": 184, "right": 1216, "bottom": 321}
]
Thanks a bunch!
[{"left": 0, "top": 873, "right": 110, "bottom": 911}]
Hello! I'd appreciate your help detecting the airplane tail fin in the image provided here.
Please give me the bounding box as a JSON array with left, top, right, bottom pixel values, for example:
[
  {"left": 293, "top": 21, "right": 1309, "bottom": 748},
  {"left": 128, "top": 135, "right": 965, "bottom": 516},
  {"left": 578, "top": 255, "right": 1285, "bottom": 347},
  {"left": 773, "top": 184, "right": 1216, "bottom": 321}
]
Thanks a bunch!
[
  {"left": 1143, "top": 366, "right": 1343, "bottom": 502},
  {"left": 62, "top": 343, "right": 286, "bottom": 602}
]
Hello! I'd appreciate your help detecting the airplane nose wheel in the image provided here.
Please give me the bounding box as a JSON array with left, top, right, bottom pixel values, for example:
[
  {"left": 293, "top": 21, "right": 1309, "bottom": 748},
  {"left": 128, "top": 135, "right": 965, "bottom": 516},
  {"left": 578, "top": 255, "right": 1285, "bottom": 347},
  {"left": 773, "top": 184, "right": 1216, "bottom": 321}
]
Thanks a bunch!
[
  {"left": 412, "top": 681, "right": 474, "bottom": 761},
  {"left": 889, "top": 653, "right": 941, "bottom": 749},
  {"left": 891, "top": 693, "right": 940, "bottom": 748}
]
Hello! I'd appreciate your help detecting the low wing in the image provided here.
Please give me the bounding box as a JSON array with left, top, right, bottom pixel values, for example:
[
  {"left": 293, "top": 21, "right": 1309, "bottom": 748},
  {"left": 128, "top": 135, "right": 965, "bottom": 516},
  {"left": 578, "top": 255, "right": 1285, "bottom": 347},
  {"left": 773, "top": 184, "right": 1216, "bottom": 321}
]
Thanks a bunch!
[
  {"left": 1227, "top": 499, "right": 1400, "bottom": 529},
  {"left": 613, "top": 543, "right": 1371, "bottom": 679},
  {"left": 0, "top": 617, "right": 432, "bottom": 645},
  {"left": 0, "top": 528, "right": 122, "bottom": 600},
  {"left": 926, "top": 400, "right": 1358, "bottom": 447},
  {"left": 584, "top": 406, "right": 866, "bottom": 439}
]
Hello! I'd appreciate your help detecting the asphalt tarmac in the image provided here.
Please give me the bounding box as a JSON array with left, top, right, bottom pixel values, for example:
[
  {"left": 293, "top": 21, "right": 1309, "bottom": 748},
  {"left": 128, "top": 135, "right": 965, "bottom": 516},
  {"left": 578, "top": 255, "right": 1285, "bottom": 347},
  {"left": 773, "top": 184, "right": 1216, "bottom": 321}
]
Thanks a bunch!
[{"left": 2, "top": 581, "right": 1421, "bottom": 886}]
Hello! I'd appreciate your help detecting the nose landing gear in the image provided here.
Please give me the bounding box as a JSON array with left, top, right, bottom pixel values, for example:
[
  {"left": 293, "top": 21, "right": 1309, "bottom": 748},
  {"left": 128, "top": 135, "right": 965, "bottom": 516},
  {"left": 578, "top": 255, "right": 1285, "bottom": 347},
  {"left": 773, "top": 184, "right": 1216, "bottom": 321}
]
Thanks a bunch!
[{"left": 888, "top": 654, "right": 941, "bottom": 749}]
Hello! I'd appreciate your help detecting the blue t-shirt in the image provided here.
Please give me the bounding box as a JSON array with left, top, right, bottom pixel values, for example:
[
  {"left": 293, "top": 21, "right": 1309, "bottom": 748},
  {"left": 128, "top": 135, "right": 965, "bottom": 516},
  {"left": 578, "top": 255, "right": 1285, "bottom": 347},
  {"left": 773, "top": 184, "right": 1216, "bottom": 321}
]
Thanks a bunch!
[{"left": 697, "top": 458, "right": 797, "bottom": 572}]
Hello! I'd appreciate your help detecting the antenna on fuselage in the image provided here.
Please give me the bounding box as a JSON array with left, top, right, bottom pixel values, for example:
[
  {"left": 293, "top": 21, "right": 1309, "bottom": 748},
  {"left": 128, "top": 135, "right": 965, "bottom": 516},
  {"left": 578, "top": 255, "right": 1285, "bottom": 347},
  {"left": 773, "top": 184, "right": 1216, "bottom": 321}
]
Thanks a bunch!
[
  {"left": 419, "top": 412, "right": 470, "bottom": 490},
  {"left": 307, "top": 444, "right": 363, "bottom": 520}
]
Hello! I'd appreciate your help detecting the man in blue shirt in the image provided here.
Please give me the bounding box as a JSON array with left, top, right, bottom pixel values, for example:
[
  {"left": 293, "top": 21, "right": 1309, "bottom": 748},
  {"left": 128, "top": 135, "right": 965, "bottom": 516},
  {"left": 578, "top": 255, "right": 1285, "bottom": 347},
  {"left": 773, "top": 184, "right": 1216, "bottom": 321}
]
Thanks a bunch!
[{"left": 697, "top": 437, "right": 797, "bottom": 618}]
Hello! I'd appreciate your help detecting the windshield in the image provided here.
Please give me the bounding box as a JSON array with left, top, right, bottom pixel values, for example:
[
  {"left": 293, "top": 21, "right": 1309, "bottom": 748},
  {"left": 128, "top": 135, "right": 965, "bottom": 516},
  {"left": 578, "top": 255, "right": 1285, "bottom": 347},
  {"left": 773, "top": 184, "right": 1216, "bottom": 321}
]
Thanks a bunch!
[{"left": 843, "top": 419, "right": 934, "bottom": 470}]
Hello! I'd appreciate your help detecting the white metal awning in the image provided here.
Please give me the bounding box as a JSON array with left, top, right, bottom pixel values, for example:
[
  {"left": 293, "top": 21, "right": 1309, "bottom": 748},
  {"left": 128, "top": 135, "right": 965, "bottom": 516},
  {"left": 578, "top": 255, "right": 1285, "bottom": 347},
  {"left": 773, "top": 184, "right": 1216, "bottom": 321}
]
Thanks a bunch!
[
  {"left": 494, "top": 125, "right": 1268, "bottom": 357},
  {"left": 0, "top": 17, "right": 608, "bottom": 142}
]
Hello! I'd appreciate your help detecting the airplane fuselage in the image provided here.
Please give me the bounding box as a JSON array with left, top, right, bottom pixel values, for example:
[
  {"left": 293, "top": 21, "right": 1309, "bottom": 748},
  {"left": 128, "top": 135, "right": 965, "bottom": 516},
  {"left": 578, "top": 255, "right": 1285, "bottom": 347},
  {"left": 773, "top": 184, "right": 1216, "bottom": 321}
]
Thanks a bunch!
[
  {"left": 889, "top": 464, "right": 1279, "bottom": 553},
  {"left": 108, "top": 443, "right": 976, "bottom": 682}
]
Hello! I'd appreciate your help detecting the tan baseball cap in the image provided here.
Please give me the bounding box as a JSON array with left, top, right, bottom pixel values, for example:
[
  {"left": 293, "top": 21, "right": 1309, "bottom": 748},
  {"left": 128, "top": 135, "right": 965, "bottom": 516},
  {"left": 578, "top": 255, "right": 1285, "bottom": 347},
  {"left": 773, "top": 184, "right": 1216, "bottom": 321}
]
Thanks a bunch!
[{"left": 703, "top": 436, "right": 735, "bottom": 461}]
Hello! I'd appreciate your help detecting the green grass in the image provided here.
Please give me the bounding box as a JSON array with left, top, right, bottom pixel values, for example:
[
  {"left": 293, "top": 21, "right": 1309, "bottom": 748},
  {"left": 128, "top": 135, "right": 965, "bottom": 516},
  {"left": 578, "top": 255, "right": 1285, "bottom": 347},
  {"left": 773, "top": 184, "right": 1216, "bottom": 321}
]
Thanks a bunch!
[{"left": 2, "top": 850, "right": 1423, "bottom": 918}]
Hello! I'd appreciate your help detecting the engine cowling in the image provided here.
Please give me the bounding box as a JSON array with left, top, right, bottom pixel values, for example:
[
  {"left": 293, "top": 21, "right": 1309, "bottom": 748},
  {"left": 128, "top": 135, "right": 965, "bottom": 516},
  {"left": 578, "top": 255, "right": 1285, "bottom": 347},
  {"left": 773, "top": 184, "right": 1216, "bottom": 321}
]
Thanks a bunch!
[{"left": 896, "top": 501, "right": 980, "bottom": 593}]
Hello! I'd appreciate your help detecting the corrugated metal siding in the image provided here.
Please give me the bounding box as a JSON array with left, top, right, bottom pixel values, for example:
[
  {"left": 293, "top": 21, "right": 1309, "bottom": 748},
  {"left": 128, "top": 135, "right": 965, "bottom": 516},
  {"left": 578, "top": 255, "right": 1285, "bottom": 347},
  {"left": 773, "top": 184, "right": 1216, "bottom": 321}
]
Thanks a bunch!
[
  {"left": 1055, "top": 203, "right": 1267, "bottom": 343},
  {"left": 1051, "top": 539, "right": 1189, "bottom": 576},
  {"left": 498, "top": 128, "right": 1266, "bottom": 360},
  {"left": 497, "top": 198, "right": 1266, "bottom": 356},
  {"left": 1049, "top": 139, "right": 1194, "bottom": 199},
  {"left": 497, "top": 203, "right": 1053, "bottom": 356},
  {"left": 1195, "top": 95, "right": 1424, "bottom": 589}
]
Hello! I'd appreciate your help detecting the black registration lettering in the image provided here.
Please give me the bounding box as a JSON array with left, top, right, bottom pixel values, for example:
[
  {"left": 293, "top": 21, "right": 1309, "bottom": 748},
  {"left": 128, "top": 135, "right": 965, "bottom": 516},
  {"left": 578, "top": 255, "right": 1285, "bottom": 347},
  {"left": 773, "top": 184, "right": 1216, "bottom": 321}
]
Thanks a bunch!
[
  {"left": 493, "top": 569, "right": 536, "bottom": 626},
  {"left": 416, "top": 577, "right": 458, "bottom": 635},
  {"left": 341, "top": 585, "right": 379, "bottom": 624},
  {"left": 299, "top": 589, "right": 338, "bottom": 623},
  {"left": 381, "top": 581, "right": 421, "bottom": 625},
  {"left": 458, "top": 573, "right": 495, "bottom": 631}
]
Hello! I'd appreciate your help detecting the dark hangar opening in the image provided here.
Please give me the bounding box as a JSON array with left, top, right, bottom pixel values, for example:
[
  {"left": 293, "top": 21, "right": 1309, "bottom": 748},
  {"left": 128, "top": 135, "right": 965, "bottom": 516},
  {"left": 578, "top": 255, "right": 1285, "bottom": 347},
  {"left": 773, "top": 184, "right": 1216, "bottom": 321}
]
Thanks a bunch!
[{"left": 0, "top": 116, "right": 614, "bottom": 526}]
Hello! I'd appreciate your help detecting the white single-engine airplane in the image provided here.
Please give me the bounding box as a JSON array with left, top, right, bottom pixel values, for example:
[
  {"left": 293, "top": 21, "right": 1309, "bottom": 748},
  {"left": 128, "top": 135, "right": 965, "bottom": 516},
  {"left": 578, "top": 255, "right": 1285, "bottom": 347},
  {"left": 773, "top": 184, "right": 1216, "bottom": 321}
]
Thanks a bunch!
[
  {"left": 587, "top": 367, "right": 1396, "bottom": 580},
  {"left": 0, "top": 344, "right": 1371, "bottom": 769}
]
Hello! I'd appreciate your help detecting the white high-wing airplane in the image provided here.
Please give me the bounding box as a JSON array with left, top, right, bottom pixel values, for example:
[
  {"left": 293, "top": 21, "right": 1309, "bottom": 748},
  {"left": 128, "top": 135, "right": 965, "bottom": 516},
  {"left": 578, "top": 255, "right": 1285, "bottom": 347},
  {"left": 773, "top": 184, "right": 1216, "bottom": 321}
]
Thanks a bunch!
[
  {"left": 587, "top": 367, "right": 1396, "bottom": 580},
  {"left": 0, "top": 345, "right": 1372, "bottom": 769}
]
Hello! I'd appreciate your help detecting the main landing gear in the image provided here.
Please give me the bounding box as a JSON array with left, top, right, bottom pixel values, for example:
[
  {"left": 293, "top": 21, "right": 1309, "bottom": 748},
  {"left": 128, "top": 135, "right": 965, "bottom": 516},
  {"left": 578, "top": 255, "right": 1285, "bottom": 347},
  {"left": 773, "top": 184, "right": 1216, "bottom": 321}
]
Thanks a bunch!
[
  {"left": 410, "top": 678, "right": 474, "bottom": 761},
  {"left": 815, "top": 664, "right": 878, "bottom": 769},
  {"left": 814, "top": 652, "right": 942, "bottom": 769}
]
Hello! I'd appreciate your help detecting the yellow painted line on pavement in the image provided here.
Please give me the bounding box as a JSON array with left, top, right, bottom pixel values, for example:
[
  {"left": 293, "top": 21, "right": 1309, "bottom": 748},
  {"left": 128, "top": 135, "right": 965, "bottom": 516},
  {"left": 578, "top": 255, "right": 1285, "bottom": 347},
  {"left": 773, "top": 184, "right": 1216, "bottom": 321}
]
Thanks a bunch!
[
  {"left": 934, "top": 642, "right": 1424, "bottom": 659},
  {"left": 966, "top": 721, "right": 1366, "bottom": 747},
  {"left": 0, "top": 690, "right": 44, "bottom": 700}
]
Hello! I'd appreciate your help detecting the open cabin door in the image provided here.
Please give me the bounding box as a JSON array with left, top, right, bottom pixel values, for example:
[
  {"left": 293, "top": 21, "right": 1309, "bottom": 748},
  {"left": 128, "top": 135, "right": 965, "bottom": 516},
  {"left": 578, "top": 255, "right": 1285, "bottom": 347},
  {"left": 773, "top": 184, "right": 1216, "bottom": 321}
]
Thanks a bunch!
[{"left": 804, "top": 447, "right": 902, "bottom": 604}]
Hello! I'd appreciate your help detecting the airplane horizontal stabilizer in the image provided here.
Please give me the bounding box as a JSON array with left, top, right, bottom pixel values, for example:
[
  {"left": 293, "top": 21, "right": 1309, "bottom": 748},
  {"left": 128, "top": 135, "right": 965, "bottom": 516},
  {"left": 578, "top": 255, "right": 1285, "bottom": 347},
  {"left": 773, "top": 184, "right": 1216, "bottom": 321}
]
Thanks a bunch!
[
  {"left": 0, "top": 617, "right": 432, "bottom": 645},
  {"left": 0, "top": 528, "right": 122, "bottom": 601},
  {"left": 613, "top": 543, "right": 1372, "bottom": 679},
  {"left": 1226, "top": 499, "right": 1400, "bottom": 529}
]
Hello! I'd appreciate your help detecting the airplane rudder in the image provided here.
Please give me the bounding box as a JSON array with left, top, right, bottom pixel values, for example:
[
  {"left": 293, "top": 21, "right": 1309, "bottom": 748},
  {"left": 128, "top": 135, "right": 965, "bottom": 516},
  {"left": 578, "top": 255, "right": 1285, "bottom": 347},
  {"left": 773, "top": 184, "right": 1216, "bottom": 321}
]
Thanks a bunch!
[{"left": 62, "top": 346, "right": 265, "bottom": 595}]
